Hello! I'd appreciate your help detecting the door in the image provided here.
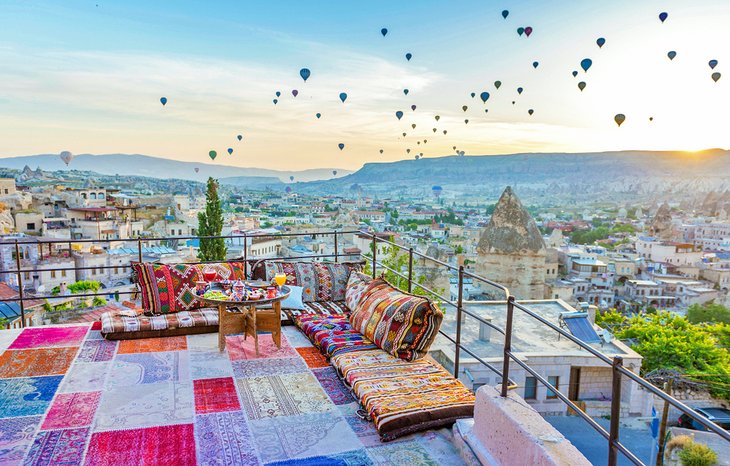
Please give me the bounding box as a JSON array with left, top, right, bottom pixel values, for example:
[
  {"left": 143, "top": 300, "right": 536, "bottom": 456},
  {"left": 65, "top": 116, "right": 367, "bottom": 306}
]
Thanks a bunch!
[{"left": 568, "top": 367, "right": 581, "bottom": 401}]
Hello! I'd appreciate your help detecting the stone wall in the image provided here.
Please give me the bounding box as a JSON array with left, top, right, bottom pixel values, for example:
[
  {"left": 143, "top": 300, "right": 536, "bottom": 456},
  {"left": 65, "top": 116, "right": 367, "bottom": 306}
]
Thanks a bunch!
[{"left": 474, "top": 252, "right": 546, "bottom": 300}]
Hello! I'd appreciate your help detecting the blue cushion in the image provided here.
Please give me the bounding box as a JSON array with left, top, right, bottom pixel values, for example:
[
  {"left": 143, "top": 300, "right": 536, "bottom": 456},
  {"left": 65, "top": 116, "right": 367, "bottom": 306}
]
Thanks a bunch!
[{"left": 279, "top": 286, "right": 306, "bottom": 310}]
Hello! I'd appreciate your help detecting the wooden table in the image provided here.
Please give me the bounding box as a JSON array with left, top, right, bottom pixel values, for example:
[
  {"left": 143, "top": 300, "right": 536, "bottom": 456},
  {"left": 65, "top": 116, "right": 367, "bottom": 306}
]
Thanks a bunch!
[{"left": 200, "top": 286, "right": 290, "bottom": 354}]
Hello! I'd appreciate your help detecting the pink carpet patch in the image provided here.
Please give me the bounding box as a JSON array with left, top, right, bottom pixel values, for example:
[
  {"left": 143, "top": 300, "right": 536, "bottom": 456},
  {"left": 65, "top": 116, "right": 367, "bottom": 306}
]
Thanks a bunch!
[
  {"left": 193, "top": 377, "right": 241, "bottom": 414},
  {"left": 9, "top": 326, "right": 88, "bottom": 349},
  {"left": 85, "top": 424, "right": 196, "bottom": 466},
  {"left": 41, "top": 392, "right": 101, "bottom": 430},
  {"left": 227, "top": 334, "right": 297, "bottom": 361}
]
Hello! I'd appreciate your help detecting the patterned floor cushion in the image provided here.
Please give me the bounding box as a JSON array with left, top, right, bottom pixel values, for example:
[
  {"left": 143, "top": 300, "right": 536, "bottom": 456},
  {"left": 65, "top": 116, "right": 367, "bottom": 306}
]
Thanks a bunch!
[
  {"left": 101, "top": 308, "right": 218, "bottom": 339},
  {"left": 330, "top": 349, "right": 475, "bottom": 441},
  {"left": 263, "top": 261, "right": 360, "bottom": 302},
  {"left": 295, "top": 314, "right": 353, "bottom": 344},
  {"left": 316, "top": 331, "right": 379, "bottom": 359}
]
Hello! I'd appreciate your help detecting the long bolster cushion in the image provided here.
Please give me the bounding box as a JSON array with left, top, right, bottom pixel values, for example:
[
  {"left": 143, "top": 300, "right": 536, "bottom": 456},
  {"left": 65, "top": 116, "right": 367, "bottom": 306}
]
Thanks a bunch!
[
  {"left": 331, "top": 349, "right": 475, "bottom": 441},
  {"left": 294, "top": 314, "right": 378, "bottom": 358},
  {"left": 263, "top": 261, "right": 362, "bottom": 303},
  {"left": 349, "top": 276, "right": 443, "bottom": 362},
  {"left": 101, "top": 308, "right": 219, "bottom": 340}
]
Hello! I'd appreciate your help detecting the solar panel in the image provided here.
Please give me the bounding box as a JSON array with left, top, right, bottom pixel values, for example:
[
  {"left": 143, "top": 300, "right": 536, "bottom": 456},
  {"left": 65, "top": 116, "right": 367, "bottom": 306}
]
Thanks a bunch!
[{"left": 563, "top": 315, "right": 601, "bottom": 343}]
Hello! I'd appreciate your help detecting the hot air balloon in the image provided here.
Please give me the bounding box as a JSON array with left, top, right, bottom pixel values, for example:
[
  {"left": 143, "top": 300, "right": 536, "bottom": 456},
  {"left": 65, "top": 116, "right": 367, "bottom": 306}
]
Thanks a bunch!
[
  {"left": 411, "top": 123, "right": 416, "bottom": 129},
  {"left": 581, "top": 58, "right": 592, "bottom": 72},
  {"left": 209, "top": 150, "right": 217, "bottom": 160},
  {"left": 494, "top": 81, "right": 502, "bottom": 89},
  {"left": 432, "top": 185, "right": 443, "bottom": 197},
  {"left": 160, "top": 97, "right": 167, "bottom": 106},
  {"left": 275, "top": 91, "right": 281, "bottom": 97},
  {"left": 517, "top": 27, "right": 524, "bottom": 36},
  {"left": 484, "top": 109, "right": 489, "bottom": 113},
  {"left": 578, "top": 81, "right": 587, "bottom": 91},
  {"left": 316, "top": 113, "right": 321, "bottom": 119},
  {"left": 194, "top": 167, "right": 200, "bottom": 173},
  {"left": 403, "top": 89, "right": 409, "bottom": 95},
  {"left": 470, "top": 92, "right": 476, "bottom": 98},
  {"left": 649, "top": 117, "right": 654, "bottom": 122},
  {"left": 524, "top": 27, "right": 533, "bottom": 37},
  {"left": 667, "top": 51, "right": 677, "bottom": 60},
  {"left": 572, "top": 70, "right": 578, "bottom": 77},
  {"left": 464, "top": 119, "right": 469, "bottom": 124},
  {"left": 415, "top": 155, "right": 420, "bottom": 160},
  {"left": 379, "top": 149, "right": 384, "bottom": 154},
  {"left": 532, "top": 61, "right": 539, "bottom": 69},
  {"left": 273, "top": 99, "right": 278, "bottom": 105},
  {"left": 405, "top": 53, "right": 412, "bottom": 61},
  {"left": 381, "top": 28, "right": 388, "bottom": 36},
  {"left": 406, "top": 149, "right": 411, "bottom": 153},
  {"left": 410, "top": 104, "right": 417, "bottom": 111},
  {"left": 443, "top": 130, "right": 447, "bottom": 134},
  {"left": 59, "top": 151, "right": 73, "bottom": 166},
  {"left": 528, "top": 109, "right": 534, "bottom": 115},
  {"left": 286, "top": 186, "right": 292, "bottom": 193},
  {"left": 597, "top": 37, "right": 606, "bottom": 48},
  {"left": 237, "top": 134, "right": 243, "bottom": 141},
  {"left": 227, "top": 148, "right": 233, "bottom": 155},
  {"left": 396, "top": 111, "right": 404, "bottom": 120},
  {"left": 462, "top": 105, "right": 468, "bottom": 112},
  {"left": 338, "top": 143, "right": 345, "bottom": 150},
  {"left": 659, "top": 12, "right": 668, "bottom": 23},
  {"left": 517, "top": 87, "right": 523, "bottom": 95},
  {"left": 300, "top": 68, "right": 311, "bottom": 82},
  {"left": 480, "top": 91, "right": 490, "bottom": 103},
  {"left": 292, "top": 89, "right": 299, "bottom": 97},
  {"left": 712, "top": 72, "right": 721, "bottom": 82},
  {"left": 290, "top": 175, "right": 294, "bottom": 181},
  {"left": 459, "top": 150, "right": 465, "bottom": 156},
  {"left": 614, "top": 114, "right": 626, "bottom": 127},
  {"left": 512, "top": 101, "right": 516, "bottom": 105},
  {"left": 709, "top": 60, "right": 718, "bottom": 70},
  {"left": 332, "top": 170, "right": 338, "bottom": 176},
  {"left": 502, "top": 10, "right": 509, "bottom": 19},
  {"left": 402, "top": 132, "right": 407, "bottom": 137},
  {"left": 339, "top": 92, "right": 347, "bottom": 103},
  {"left": 432, "top": 128, "right": 437, "bottom": 133},
  {"left": 435, "top": 115, "right": 440, "bottom": 121}
]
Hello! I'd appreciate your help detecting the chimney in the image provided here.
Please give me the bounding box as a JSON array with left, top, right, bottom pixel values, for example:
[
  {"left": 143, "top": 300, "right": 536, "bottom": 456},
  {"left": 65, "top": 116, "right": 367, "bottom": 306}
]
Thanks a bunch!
[{"left": 479, "top": 316, "right": 493, "bottom": 342}]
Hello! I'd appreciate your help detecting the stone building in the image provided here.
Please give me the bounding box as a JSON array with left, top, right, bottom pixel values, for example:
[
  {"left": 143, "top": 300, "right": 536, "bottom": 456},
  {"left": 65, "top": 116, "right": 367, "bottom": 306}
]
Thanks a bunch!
[
  {"left": 648, "top": 202, "right": 674, "bottom": 240},
  {"left": 475, "top": 186, "right": 547, "bottom": 300}
]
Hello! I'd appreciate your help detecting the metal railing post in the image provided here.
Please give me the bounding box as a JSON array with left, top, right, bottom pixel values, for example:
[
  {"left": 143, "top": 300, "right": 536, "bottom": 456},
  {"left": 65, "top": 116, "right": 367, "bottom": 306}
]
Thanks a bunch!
[
  {"left": 242, "top": 234, "right": 248, "bottom": 277},
  {"left": 407, "top": 247, "right": 413, "bottom": 293},
  {"left": 608, "top": 356, "right": 623, "bottom": 466},
  {"left": 333, "top": 230, "right": 339, "bottom": 263},
  {"left": 371, "top": 235, "right": 377, "bottom": 278},
  {"left": 137, "top": 238, "right": 143, "bottom": 264},
  {"left": 454, "top": 266, "right": 464, "bottom": 378},
  {"left": 501, "top": 296, "right": 516, "bottom": 397},
  {"left": 14, "top": 240, "right": 26, "bottom": 328}
]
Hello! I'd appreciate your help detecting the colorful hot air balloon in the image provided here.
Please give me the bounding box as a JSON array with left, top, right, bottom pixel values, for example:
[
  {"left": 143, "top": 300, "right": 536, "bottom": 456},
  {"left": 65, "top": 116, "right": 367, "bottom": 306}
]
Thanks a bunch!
[
  {"left": 316, "top": 112, "right": 321, "bottom": 119},
  {"left": 405, "top": 53, "right": 412, "bottom": 61},
  {"left": 411, "top": 105, "right": 416, "bottom": 111},
  {"left": 597, "top": 38, "right": 606, "bottom": 48},
  {"left": 194, "top": 167, "right": 200, "bottom": 173},
  {"left": 462, "top": 105, "right": 468, "bottom": 112},
  {"left": 528, "top": 109, "right": 534, "bottom": 115},
  {"left": 501, "top": 10, "right": 509, "bottom": 19},
  {"left": 403, "top": 89, "right": 409, "bottom": 95},
  {"left": 572, "top": 70, "right": 578, "bottom": 77},
  {"left": 581, "top": 58, "right": 593, "bottom": 72},
  {"left": 379, "top": 149, "right": 384, "bottom": 154},
  {"left": 524, "top": 26, "right": 533, "bottom": 37},
  {"left": 275, "top": 91, "right": 281, "bottom": 97},
  {"left": 659, "top": 12, "right": 668, "bottom": 23},
  {"left": 443, "top": 130, "right": 447, "bottom": 134},
  {"left": 578, "top": 81, "right": 587, "bottom": 91},
  {"left": 649, "top": 117, "right": 654, "bottom": 122},
  {"left": 517, "top": 27, "right": 524, "bottom": 36},
  {"left": 432, "top": 128, "right": 437, "bottom": 133},
  {"left": 273, "top": 99, "right": 278, "bottom": 105},
  {"left": 464, "top": 119, "right": 469, "bottom": 124},
  {"left": 338, "top": 143, "right": 345, "bottom": 150},
  {"left": 532, "top": 61, "right": 539, "bottom": 69},
  {"left": 290, "top": 176, "right": 294, "bottom": 181},
  {"left": 332, "top": 170, "right": 337, "bottom": 176},
  {"left": 494, "top": 80, "right": 502, "bottom": 89},
  {"left": 59, "top": 151, "right": 73, "bottom": 166},
  {"left": 292, "top": 89, "right": 299, "bottom": 97},
  {"left": 435, "top": 115, "right": 440, "bottom": 121},
  {"left": 432, "top": 185, "right": 443, "bottom": 197},
  {"left": 614, "top": 114, "right": 626, "bottom": 127},
  {"left": 402, "top": 132, "right": 407, "bottom": 137},
  {"left": 237, "top": 134, "right": 243, "bottom": 141},
  {"left": 480, "top": 91, "right": 490, "bottom": 103},
  {"left": 517, "top": 87, "right": 523, "bottom": 95},
  {"left": 709, "top": 60, "right": 719, "bottom": 70},
  {"left": 411, "top": 123, "right": 416, "bottom": 129},
  {"left": 667, "top": 51, "right": 677, "bottom": 60},
  {"left": 406, "top": 148, "right": 411, "bottom": 153},
  {"left": 381, "top": 28, "right": 388, "bottom": 36},
  {"left": 300, "top": 68, "right": 311, "bottom": 81},
  {"left": 712, "top": 72, "right": 721, "bottom": 82},
  {"left": 227, "top": 148, "right": 233, "bottom": 155},
  {"left": 470, "top": 92, "right": 476, "bottom": 98},
  {"left": 339, "top": 92, "right": 347, "bottom": 103},
  {"left": 395, "top": 111, "right": 404, "bottom": 120},
  {"left": 209, "top": 150, "right": 217, "bottom": 160},
  {"left": 160, "top": 97, "right": 167, "bottom": 106}
]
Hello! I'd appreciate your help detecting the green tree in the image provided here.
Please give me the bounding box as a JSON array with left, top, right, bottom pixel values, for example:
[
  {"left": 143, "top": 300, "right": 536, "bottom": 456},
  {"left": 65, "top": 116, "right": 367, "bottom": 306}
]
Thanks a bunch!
[
  {"left": 687, "top": 302, "right": 730, "bottom": 325},
  {"left": 198, "top": 177, "right": 227, "bottom": 261}
]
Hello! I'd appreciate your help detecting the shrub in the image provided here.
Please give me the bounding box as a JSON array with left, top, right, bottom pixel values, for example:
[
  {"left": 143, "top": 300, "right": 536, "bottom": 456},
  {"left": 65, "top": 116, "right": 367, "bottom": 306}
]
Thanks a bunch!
[
  {"left": 92, "top": 297, "right": 107, "bottom": 307},
  {"left": 688, "top": 302, "right": 730, "bottom": 325},
  {"left": 68, "top": 280, "right": 101, "bottom": 294},
  {"left": 678, "top": 441, "right": 718, "bottom": 466}
]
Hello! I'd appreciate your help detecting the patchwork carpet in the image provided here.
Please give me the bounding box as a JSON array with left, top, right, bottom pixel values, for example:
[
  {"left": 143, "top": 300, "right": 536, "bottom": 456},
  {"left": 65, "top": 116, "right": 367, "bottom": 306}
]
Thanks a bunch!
[{"left": 0, "top": 323, "right": 466, "bottom": 465}]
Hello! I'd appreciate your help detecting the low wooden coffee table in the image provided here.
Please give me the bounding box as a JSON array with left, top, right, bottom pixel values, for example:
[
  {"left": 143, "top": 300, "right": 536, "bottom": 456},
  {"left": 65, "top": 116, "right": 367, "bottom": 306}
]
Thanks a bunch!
[{"left": 200, "top": 286, "right": 290, "bottom": 354}]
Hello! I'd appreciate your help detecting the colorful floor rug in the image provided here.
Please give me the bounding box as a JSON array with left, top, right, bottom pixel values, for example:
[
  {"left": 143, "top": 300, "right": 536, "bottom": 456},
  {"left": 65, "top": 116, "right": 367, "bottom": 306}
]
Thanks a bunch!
[{"left": 0, "top": 323, "right": 466, "bottom": 465}]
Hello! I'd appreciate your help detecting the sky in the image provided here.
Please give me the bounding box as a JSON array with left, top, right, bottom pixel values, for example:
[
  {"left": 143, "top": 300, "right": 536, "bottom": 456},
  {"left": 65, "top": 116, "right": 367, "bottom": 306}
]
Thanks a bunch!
[{"left": 1, "top": 0, "right": 729, "bottom": 171}]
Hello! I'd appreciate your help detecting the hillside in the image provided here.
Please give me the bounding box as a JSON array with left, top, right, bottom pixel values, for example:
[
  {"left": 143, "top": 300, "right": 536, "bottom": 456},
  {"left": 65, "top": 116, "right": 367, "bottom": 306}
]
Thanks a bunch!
[{"left": 0, "top": 153, "right": 351, "bottom": 183}]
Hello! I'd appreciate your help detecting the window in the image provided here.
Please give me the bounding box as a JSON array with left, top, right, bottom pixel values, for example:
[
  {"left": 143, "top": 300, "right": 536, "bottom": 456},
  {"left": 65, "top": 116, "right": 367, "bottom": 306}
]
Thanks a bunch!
[
  {"left": 24, "top": 272, "right": 31, "bottom": 281},
  {"left": 114, "top": 267, "right": 119, "bottom": 274},
  {"left": 547, "top": 376, "right": 560, "bottom": 399},
  {"left": 524, "top": 376, "right": 537, "bottom": 400},
  {"left": 61, "top": 270, "right": 67, "bottom": 277},
  {"left": 26, "top": 223, "right": 36, "bottom": 231},
  {"left": 92, "top": 269, "right": 96, "bottom": 275},
  {"left": 51, "top": 270, "right": 56, "bottom": 279}
]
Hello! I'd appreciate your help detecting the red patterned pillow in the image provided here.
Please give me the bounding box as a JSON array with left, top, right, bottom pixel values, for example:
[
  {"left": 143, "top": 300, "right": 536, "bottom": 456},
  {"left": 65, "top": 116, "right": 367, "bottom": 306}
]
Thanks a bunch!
[{"left": 134, "top": 262, "right": 246, "bottom": 315}]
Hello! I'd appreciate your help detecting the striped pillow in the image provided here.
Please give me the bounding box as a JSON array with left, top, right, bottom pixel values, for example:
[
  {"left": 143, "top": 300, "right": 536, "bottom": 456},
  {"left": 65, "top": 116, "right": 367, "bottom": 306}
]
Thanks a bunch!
[{"left": 349, "top": 278, "right": 443, "bottom": 362}]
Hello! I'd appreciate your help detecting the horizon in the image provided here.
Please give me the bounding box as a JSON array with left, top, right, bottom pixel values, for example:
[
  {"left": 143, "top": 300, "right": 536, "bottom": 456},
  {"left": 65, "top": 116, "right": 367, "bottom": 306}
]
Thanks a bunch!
[{"left": 1, "top": 1, "right": 729, "bottom": 170}]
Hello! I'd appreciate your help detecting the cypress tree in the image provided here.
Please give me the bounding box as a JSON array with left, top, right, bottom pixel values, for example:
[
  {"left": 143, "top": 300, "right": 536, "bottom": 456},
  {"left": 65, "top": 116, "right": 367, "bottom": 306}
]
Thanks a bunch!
[{"left": 197, "top": 177, "right": 227, "bottom": 261}]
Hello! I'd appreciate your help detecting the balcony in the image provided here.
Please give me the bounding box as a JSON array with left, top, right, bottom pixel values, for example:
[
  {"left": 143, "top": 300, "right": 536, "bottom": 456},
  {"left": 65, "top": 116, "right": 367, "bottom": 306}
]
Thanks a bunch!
[{"left": 1, "top": 231, "right": 729, "bottom": 465}]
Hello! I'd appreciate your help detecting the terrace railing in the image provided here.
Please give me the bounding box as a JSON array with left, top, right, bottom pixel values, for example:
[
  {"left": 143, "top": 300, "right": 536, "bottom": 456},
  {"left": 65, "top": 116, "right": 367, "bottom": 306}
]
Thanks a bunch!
[{"left": 1, "top": 229, "right": 729, "bottom": 465}]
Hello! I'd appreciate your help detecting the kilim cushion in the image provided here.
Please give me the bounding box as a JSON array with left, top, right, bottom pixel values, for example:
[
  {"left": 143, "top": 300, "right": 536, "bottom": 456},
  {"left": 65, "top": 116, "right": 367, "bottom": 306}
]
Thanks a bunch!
[
  {"left": 101, "top": 308, "right": 218, "bottom": 335},
  {"left": 134, "top": 262, "right": 246, "bottom": 315},
  {"left": 349, "top": 278, "right": 443, "bottom": 362},
  {"left": 263, "top": 261, "right": 361, "bottom": 303},
  {"left": 330, "top": 349, "right": 475, "bottom": 441},
  {"left": 345, "top": 272, "right": 379, "bottom": 311}
]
